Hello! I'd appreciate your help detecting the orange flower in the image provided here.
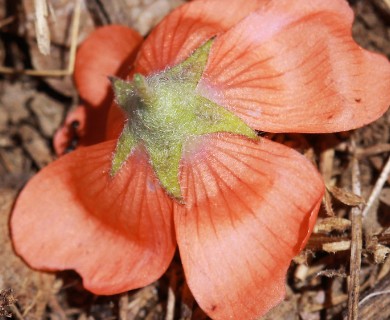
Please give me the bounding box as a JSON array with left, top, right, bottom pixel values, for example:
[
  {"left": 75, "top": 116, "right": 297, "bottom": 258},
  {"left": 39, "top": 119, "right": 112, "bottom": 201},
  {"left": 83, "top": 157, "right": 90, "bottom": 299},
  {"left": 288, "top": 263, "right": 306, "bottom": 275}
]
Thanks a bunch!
[{"left": 11, "top": 0, "right": 390, "bottom": 319}]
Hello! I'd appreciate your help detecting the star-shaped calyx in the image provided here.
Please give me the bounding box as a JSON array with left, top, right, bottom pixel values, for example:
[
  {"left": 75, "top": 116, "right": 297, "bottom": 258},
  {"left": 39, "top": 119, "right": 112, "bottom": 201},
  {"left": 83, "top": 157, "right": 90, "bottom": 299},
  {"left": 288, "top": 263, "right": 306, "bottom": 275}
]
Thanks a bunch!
[{"left": 111, "top": 39, "right": 257, "bottom": 201}]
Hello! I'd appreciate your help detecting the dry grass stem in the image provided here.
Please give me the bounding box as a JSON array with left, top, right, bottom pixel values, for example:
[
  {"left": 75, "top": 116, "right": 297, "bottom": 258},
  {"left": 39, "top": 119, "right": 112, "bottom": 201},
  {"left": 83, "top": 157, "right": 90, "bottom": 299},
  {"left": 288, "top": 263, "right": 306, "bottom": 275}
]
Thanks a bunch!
[
  {"left": 358, "top": 289, "right": 390, "bottom": 305},
  {"left": 47, "top": 295, "right": 67, "bottom": 320},
  {"left": 9, "top": 304, "right": 25, "bottom": 320},
  {"left": 166, "top": 267, "right": 179, "bottom": 320},
  {"left": 34, "top": 0, "right": 51, "bottom": 55},
  {"left": 320, "top": 148, "right": 336, "bottom": 215},
  {"left": 166, "top": 286, "right": 176, "bottom": 320},
  {"left": 362, "top": 155, "right": 390, "bottom": 218},
  {"left": 347, "top": 151, "right": 363, "bottom": 320},
  {"left": 356, "top": 143, "right": 390, "bottom": 157},
  {"left": 119, "top": 293, "right": 129, "bottom": 320}
]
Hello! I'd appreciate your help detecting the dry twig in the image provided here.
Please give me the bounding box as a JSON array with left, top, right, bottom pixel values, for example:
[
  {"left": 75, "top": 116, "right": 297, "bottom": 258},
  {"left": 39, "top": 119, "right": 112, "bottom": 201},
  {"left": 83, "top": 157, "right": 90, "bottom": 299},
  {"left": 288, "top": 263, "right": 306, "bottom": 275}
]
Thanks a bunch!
[
  {"left": 347, "top": 147, "right": 363, "bottom": 320},
  {"left": 166, "top": 266, "right": 180, "bottom": 320},
  {"left": 362, "top": 155, "right": 390, "bottom": 218}
]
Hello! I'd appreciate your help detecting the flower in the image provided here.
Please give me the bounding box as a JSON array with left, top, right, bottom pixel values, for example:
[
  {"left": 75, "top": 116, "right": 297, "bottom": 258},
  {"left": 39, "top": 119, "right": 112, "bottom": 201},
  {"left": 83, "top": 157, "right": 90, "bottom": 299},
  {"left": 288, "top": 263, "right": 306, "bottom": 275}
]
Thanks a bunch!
[{"left": 11, "top": 0, "right": 390, "bottom": 319}]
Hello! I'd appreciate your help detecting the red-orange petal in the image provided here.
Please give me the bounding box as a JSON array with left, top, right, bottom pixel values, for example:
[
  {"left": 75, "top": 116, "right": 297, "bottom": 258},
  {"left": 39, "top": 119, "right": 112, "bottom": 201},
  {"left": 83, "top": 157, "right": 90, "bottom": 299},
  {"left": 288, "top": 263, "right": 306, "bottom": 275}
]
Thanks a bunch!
[
  {"left": 11, "top": 140, "right": 175, "bottom": 294},
  {"left": 174, "top": 133, "right": 324, "bottom": 319},
  {"left": 53, "top": 102, "right": 122, "bottom": 155},
  {"left": 53, "top": 105, "right": 86, "bottom": 155},
  {"left": 199, "top": 0, "right": 390, "bottom": 133},
  {"left": 105, "top": 102, "right": 127, "bottom": 140},
  {"left": 134, "top": 0, "right": 263, "bottom": 75},
  {"left": 74, "top": 25, "right": 142, "bottom": 107}
]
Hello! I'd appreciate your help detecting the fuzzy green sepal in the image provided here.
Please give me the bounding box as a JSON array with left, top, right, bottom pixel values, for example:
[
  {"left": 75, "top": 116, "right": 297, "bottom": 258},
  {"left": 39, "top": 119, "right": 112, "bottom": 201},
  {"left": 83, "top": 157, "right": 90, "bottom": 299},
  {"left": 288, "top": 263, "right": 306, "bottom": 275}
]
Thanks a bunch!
[{"left": 111, "top": 39, "right": 257, "bottom": 200}]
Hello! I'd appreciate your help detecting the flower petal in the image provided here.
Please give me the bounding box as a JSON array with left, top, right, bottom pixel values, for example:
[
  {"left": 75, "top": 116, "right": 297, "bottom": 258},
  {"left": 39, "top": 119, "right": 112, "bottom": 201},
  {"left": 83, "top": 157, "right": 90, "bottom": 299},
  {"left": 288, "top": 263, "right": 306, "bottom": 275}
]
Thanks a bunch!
[
  {"left": 53, "top": 102, "right": 122, "bottom": 155},
  {"left": 199, "top": 0, "right": 390, "bottom": 133},
  {"left": 105, "top": 102, "right": 127, "bottom": 140},
  {"left": 11, "top": 140, "right": 175, "bottom": 294},
  {"left": 134, "top": 0, "right": 263, "bottom": 75},
  {"left": 53, "top": 105, "right": 86, "bottom": 155},
  {"left": 74, "top": 25, "right": 142, "bottom": 107},
  {"left": 174, "top": 133, "right": 324, "bottom": 319}
]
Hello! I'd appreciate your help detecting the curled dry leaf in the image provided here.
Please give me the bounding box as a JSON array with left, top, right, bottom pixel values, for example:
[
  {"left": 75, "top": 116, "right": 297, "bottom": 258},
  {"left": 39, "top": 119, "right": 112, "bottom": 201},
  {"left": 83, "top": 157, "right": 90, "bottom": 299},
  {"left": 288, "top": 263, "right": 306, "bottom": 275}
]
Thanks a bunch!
[{"left": 327, "top": 184, "right": 366, "bottom": 206}]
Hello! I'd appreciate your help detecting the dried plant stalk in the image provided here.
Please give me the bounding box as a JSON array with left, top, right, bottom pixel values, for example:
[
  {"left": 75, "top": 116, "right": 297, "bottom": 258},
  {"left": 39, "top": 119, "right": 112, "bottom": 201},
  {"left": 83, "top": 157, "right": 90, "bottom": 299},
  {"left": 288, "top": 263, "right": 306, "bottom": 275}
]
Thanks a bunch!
[
  {"left": 34, "top": 0, "right": 51, "bottom": 55},
  {"left": 347, "top": 155, "right": 363, "bottom": 320},
  {"left": 362, "top": 155, "right": 390, "bottom": 218}
]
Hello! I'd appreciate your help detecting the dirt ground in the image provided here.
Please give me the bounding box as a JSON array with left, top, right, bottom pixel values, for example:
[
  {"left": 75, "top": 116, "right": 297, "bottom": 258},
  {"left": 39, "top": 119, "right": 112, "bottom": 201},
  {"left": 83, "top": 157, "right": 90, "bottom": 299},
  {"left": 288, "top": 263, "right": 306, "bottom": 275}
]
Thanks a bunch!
[{"left": 0, "top": 0, "right": 390, "bottom": 319}]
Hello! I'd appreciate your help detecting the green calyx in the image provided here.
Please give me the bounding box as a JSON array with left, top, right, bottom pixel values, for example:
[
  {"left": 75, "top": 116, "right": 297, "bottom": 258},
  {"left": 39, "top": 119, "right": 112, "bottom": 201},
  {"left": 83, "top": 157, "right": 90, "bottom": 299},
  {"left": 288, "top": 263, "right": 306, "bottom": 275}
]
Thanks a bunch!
[{"left": 111, "top": 39, "right": 257, "bottom": 201}]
